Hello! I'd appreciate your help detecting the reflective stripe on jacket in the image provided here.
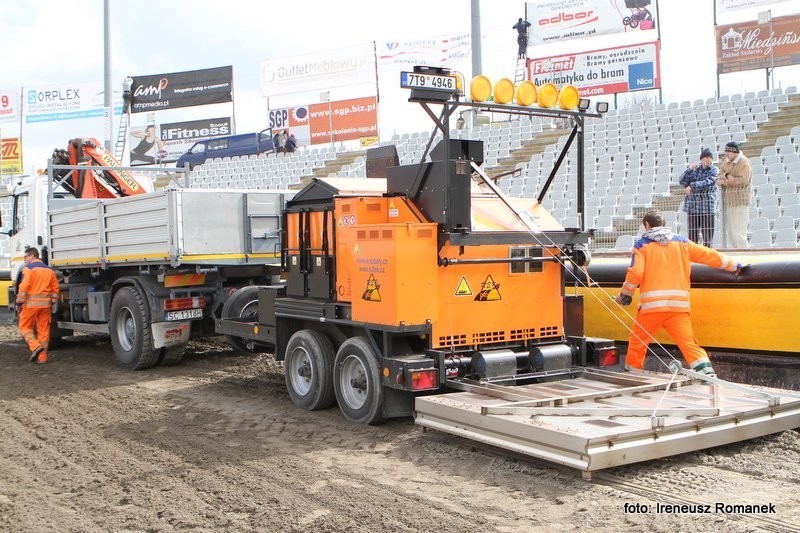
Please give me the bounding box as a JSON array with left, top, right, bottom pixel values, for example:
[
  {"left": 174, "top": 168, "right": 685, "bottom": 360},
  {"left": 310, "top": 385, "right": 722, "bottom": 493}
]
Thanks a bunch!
[
  {"left": 620, "top": 233, "right": 738, "bottom": 314},
  {"left": 16, "top": 261, "right": 60, "bottom": 308}
]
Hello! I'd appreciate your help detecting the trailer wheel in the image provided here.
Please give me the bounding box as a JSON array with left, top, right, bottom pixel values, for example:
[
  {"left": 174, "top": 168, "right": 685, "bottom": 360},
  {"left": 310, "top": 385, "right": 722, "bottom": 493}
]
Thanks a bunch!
[
  {"left": 157, "top": 344, "right": 186, "bottom": 366},
  {"left": 221, "top": 286, "right": 263, "bottom": 353},
  {"left": 284, "top": 330, "right": 336, "bottom": 410},
  {"left": 109, "top": 286, "right": 160, "bottom": 370},
  {"left": 333, "top": 337, "right": 384, "bottom": 425}
]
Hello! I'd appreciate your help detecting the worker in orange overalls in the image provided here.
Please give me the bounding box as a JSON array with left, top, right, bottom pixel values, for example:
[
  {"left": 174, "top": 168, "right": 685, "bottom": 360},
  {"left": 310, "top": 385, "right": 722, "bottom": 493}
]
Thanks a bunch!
[
  {"left": 614, "top": 210, "right": 746, "bottom": 377},
  {"left": 16, "top": 247, "right": 60, "bottom": 364}
]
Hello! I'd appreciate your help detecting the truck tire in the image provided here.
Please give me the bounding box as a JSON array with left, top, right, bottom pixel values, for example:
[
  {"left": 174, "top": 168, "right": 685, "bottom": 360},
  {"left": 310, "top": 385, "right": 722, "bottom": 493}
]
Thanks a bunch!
[
  {"left": 109, "top": 286, "right": 160, "bottom": 370},
  {"left": 221, "top": 286, "right": 263, "bottom": 353},
  {"left": 285, "top": 329, "right": 336, "bottom": 411},
  {"left": 333, "top": 337, "right": 384, "bottom": 425}
]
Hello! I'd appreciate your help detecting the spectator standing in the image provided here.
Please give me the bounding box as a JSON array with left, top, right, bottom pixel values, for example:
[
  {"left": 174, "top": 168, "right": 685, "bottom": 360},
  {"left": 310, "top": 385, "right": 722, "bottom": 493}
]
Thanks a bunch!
[
  {"left": 614, "top": 210, "right": 745, "bottom": 376},
  {"left": 679, "top": 147, "right": 718, "bottom": 247},
  {"left": 284, "top": 133, "right": 297, "bottom": 153},
  {"left": 513, "top": 18, "right": 531, "bottom": 59},
  {"left": 717, "top": 141, "right": 753, "bottom": 248},
  {"left": 273, "top": 131, "right": 286, "bottom": 153},
  {"left": 16, "top": 248, "right": 60, "bottom": 364}
]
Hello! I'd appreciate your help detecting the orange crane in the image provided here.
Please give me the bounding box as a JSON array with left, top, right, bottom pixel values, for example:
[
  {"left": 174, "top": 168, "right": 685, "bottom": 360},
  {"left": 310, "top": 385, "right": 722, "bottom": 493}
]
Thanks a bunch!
[{"left": 51, "top": 137, "right": 147, "bottom": 198}]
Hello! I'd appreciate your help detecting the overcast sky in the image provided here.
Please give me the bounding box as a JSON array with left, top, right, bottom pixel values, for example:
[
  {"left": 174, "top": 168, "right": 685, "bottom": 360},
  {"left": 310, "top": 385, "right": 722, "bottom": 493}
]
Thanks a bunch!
[{"left": 1, "top": 0, "right": 798, "bottom": 173}]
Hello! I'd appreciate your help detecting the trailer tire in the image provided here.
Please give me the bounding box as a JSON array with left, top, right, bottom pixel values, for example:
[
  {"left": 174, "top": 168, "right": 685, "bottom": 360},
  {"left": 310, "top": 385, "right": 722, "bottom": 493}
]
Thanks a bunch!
[
  {"left": 333, "top": 337, "right": 384, "bottom": 425},
  {"left": 221, "top": 286, "right": 263, "bottom": 353},
  {"left": 109, "top": 286, "right": 160, "bottom": 370},
  {"left": 285, "top": 329, "right": 336, "bottom": 411}
]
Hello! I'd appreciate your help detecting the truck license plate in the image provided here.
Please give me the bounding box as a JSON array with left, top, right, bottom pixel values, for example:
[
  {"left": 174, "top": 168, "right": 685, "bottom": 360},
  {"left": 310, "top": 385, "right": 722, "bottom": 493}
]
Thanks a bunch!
[{"left": 165, "top": 308, "right": 203, "bottom": 321}]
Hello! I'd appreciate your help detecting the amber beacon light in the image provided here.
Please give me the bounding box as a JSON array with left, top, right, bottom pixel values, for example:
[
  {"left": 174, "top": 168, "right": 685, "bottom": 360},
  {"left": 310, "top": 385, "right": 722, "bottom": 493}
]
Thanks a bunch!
[{"left": 469, "top": 75, "right": 581, "bottom": 111}]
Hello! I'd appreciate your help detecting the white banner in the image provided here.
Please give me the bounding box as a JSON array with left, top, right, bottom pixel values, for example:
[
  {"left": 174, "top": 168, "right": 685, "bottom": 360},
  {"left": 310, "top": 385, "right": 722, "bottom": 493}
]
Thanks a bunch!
[
  {"left": 716, "top": 0, "right": 790, "bottom": 13},
  {"left": 260, "top": 43, "right": 376, "bottom": 97},
  {"left": 526, "top": 0, "right": 658, "bottom": 45},
  {"left": 527, "top": 42, "right": 661, "bottom": 96},
  {"left": 22, "top": 81, "right": 121, "bottom": 123},
  {"left": 377, "top": 32, "right": 471, "bottom": 68},
  {"left": 0, "top": 88, "right": 19, "bottom": 123}
]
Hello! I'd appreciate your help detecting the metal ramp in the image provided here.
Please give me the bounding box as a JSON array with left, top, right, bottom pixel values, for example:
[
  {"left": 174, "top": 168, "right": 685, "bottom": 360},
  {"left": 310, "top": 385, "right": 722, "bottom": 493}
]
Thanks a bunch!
[{"left": 415, "top": 368, "right": 800, "bottom": 478}]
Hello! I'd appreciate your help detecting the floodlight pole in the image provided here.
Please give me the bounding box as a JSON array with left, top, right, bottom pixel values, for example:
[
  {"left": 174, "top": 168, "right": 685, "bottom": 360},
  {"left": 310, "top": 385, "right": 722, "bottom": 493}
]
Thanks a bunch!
[
  {"left": 471, "top": 0, "right": 481, "bottom": 77},
  {"left": 103, "top": 0, "right": 112, "bottom": 152}
]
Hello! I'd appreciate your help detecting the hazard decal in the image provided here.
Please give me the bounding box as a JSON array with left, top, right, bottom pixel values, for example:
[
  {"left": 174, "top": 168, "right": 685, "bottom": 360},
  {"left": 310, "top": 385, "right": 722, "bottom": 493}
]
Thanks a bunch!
[
  {"left": 454, "top": 275, "right": 473, "bottom": 296},
  {"left": 474, "top": 275, "right": 501, "bottom": 301},
  {"left": 362, "top": 274, "right": 382, "bottom": 302}
]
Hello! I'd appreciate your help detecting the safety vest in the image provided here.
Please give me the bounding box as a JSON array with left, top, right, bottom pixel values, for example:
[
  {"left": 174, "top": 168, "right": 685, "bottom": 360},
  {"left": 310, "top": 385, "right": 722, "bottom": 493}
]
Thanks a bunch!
[
  {"left": 620, "top": 234, "right": 738, "bottom": 314},
  {"left": 17, "top": 261, "right": 60, "bottom": 308}
]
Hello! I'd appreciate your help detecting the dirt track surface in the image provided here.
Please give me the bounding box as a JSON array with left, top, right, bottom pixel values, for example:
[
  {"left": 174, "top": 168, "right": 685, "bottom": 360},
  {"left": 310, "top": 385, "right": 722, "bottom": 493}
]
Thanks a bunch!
[{"left": 1, "top": 324, "right": 799, "bottom": 532}]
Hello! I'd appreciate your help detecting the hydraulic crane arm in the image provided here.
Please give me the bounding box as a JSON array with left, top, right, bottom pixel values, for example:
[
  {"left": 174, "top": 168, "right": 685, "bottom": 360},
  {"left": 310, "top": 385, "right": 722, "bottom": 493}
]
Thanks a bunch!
[{"left": 52, "top": 137, "right": 147, "bottom": 199}]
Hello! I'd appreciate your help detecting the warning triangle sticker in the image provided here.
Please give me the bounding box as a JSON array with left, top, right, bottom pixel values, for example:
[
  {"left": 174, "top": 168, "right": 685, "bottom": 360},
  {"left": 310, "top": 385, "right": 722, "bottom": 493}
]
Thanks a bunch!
[
  {"left": 474, "top": 275, "right": 501, "bottom": 301},
  {"left": 362, "top": 274, "right": 382, "bottom": 302},
  {"left": 454, "top": 275, "right": 473, "bottom": 296}
]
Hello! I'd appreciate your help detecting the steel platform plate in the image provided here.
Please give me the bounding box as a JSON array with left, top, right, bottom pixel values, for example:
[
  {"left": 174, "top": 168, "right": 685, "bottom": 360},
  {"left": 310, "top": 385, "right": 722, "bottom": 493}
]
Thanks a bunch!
[{"left": 414, "top": 368, "right": 800, "bottom": 474}]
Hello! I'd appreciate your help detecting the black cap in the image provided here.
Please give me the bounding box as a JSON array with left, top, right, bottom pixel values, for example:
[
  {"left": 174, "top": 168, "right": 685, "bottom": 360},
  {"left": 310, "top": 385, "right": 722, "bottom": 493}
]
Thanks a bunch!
[
  {"left": 700, "top": 148, "right": 713, "bottom": 159},
  {"left": 725, "top": 141, "right": 740, "bottom": 153}
]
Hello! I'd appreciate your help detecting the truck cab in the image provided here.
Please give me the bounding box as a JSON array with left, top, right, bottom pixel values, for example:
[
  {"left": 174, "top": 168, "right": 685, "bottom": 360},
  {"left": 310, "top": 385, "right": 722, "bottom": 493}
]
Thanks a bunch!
[{"left": 175, "top": 128, "right": 275, "bottom": 170}]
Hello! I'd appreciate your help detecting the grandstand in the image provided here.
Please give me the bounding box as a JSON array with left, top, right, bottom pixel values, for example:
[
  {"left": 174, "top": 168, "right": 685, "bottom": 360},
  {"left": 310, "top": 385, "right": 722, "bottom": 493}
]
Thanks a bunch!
[
  {"left": 177, "top": 86, "right": 800, "bottom": 252},
  {"left": 2, "top": 86, "right": 798, "bottom": 266}
]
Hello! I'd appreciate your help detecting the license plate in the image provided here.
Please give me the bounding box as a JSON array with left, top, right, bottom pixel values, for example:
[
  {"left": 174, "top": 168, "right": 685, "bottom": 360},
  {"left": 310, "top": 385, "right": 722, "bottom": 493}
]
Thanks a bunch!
[
  {"left": 400, "top": 72, "right": 456, "bottom": 91},
  {"left": 165, "top": 308, "right": 203, "bottom": 321}
]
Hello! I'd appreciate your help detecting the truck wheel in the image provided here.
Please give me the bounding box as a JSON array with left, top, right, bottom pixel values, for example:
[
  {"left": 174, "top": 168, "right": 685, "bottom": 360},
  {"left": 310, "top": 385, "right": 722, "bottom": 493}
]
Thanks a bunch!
[
  {"left": 109, "top": 286, "right": 160, "bottom": 370},
  {"left": 285, "top": 329, "right": 336, "bottom": 410},
  {"left": 333, "top": 337, "right": 384, "bottom": 425},
  {"left": 157, "top": 344, "right": 186, "bottom": 366},
  {"left": 221, "top": 286, "right": 263, "bottom": 353}
]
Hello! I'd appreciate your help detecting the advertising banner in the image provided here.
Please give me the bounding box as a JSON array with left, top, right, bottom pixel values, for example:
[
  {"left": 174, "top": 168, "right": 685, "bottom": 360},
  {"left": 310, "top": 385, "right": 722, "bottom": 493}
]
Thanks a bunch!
[
  {"left": 268, "top": 96, "right": 378, "bottom": 146},
  {"left": 0, "top": 89, "right": 19, "bottom": 123},
  {"left": 377, "top": 32, "right": 470, "bottom": 68},
  {"left": 23, "top": 81, "right": 106, "bottom": 123},
  {"left": 260, "top": 44, "right": 376, "bottom": 97},
  {"left": 527, "top": 42, "right": 661, "bottom": 96},
  {"left": 716, "top": 0, "right": 791, "bottom": 14},
  {"left": 526, "top": 0, "right": 658, "bottom": 45},
  {"left": 716, "top": 14, "right": 800, "bottom": 73},
  {"left": 128, "top": 117, "right": 232, "bottom": 165},
  {"left": 131, "top": 66, "right": 233, "bottom": 113},
  {"left": 1, "top": 137, "right": 22, "bottom": 174}
]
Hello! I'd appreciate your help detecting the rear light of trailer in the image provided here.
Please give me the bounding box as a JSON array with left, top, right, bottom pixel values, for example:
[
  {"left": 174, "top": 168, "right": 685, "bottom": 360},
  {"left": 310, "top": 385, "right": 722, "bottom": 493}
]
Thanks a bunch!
[
  {"left": 598, "top": 346, "right": 619, "bottom": 367},
  {"left": 410, "top": 369, "right": 439, "bottom": 391},
  {"left": 164, "top": 296, "right": 206, "bottom": 311}
]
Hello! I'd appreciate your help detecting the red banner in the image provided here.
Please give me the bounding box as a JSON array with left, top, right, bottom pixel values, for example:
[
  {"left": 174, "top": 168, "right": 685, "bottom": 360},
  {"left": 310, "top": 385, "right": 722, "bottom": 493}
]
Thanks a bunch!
[
  {"left": 269, "top": 96, "right": 378, "bottom": 146},
  {"left": 716, "top": 14, "right": 800, "bottom": 74}
]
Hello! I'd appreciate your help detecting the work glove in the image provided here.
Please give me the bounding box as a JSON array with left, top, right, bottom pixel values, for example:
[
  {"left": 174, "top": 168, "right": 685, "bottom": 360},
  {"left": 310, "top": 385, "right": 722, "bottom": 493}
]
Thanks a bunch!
[
  {"left": 735, "top": 263, "right": 750, "bottom": 276},
  {"left": 614, "top": 294, "right": 632, "bottom": 306}
]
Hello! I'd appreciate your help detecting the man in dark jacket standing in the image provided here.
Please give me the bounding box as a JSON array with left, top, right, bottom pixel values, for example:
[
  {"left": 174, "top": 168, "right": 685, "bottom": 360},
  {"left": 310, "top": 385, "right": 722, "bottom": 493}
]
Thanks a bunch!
[{"left": 679, "top": 147, "right": 718, "bottom": 247}]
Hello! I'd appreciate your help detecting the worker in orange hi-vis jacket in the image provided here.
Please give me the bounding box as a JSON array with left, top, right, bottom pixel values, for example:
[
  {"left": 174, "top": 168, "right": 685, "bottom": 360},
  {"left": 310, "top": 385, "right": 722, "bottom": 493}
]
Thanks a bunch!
[
  {"left": 614, "top": 210, "right": 747, "bottom": 377},
  {"left": 16, "top": 247, "right": 60, "bottom": 364}
]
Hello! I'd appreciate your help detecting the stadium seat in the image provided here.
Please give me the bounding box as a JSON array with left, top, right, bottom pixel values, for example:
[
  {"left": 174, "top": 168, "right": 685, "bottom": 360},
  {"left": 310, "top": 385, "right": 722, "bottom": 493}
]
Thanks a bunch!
[
  {"left": 773, "top": 216, "right": 796, "bottom": 231},
  {"left": 750, "top": 217, "right": 770, "bottom": 232},
  {"left": 750, "top": 229, "right": 773, "bottom": 247},
  {"left": 773, "top": 228, "right": 798, "bottom": 247},
  {"left": 613, "top": 234, "right": 635, "bottom": 252}
]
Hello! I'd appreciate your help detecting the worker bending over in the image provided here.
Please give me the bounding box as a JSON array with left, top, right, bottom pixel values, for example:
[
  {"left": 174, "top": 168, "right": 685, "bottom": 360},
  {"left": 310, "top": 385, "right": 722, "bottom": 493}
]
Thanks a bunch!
[
  {"left": 16, "top": 248, "right": 60, "bottom": 364},
  {"left": 615, "top": 210, "right": 745, "bottom": 376}
]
